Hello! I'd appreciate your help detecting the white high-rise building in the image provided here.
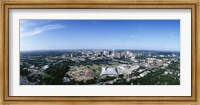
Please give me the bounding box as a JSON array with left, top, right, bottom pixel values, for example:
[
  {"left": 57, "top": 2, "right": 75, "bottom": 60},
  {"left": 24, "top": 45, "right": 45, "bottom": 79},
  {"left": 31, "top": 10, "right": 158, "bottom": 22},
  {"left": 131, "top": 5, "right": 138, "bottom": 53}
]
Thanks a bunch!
[
  {"left": 112, "top": 49, "right": 115, "bottom": 57},
  {"left": 126, "top": 50, "right": 130, "bottom": 56}
]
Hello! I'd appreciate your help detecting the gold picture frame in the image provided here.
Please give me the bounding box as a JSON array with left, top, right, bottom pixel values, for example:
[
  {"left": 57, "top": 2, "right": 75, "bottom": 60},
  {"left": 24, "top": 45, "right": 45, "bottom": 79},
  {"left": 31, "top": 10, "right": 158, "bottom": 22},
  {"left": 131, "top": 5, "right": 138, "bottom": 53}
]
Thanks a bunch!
[{"left": 0, "top": 0, "right": 199, "bottom": 105}]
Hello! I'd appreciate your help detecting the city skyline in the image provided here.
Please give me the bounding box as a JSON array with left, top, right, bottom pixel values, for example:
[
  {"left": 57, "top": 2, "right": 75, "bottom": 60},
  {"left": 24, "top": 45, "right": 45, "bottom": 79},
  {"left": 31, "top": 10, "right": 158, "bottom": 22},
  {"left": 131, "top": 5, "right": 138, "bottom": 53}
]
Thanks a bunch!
[{"left": 20, "top": 20, "right": 180, "bottom": 51}]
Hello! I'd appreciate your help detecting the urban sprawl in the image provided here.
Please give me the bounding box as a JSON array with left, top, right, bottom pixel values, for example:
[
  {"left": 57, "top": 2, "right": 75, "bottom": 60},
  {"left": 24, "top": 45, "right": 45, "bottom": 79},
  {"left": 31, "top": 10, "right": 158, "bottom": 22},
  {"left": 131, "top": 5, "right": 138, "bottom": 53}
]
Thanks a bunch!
[{"left": 20, "top": 50, "right": 180, "bottom": 85}]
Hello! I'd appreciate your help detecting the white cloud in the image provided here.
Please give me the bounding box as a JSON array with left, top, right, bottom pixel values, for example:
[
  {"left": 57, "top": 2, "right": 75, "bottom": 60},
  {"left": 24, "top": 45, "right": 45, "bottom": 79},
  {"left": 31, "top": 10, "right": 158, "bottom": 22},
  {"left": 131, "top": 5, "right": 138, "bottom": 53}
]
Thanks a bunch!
[
  {"left": 21, "top": 24, "right": 64, "bottom": 37},
  {"left": 20, "top": 20, "right": 37, "bottom": 31}
]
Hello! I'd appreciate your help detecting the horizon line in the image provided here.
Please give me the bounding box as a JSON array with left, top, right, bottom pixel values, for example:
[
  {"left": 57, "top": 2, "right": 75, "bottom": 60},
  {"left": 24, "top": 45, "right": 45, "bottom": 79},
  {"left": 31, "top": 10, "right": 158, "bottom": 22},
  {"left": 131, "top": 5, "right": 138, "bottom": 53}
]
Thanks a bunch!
[{"left": 20, "top": 49, "right": 180, "bottom": 52}]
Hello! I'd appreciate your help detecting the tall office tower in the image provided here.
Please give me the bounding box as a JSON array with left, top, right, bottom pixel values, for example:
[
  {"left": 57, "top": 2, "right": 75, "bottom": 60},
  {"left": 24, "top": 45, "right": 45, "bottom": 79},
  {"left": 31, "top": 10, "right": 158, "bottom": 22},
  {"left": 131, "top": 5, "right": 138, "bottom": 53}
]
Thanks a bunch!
[{"left": 112, "top": 49, "right": 115, "bottom": 57}]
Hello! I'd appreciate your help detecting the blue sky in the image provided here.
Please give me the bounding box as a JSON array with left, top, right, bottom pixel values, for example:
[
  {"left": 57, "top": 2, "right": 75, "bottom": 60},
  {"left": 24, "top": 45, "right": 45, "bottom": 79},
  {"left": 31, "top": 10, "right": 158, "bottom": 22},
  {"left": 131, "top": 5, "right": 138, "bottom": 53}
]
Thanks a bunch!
[{"left": 20, "top": 20, "right": 180, "bottom": 51}]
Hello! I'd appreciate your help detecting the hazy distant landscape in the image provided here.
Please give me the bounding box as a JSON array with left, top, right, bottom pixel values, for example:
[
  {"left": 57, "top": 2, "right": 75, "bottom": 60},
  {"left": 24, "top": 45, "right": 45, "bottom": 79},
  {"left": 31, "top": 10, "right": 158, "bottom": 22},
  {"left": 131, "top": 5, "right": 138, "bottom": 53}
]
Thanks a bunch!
[{"left": 20, "top": 20, "right": 180, "bottom": 85}]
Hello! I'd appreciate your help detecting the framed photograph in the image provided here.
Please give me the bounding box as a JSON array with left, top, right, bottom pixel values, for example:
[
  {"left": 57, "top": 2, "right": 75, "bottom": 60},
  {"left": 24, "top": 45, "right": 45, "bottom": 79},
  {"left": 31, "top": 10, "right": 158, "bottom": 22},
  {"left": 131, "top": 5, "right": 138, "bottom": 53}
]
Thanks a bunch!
[{"left": 0, "top": 0, "right": 199, "bottom": 105}]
